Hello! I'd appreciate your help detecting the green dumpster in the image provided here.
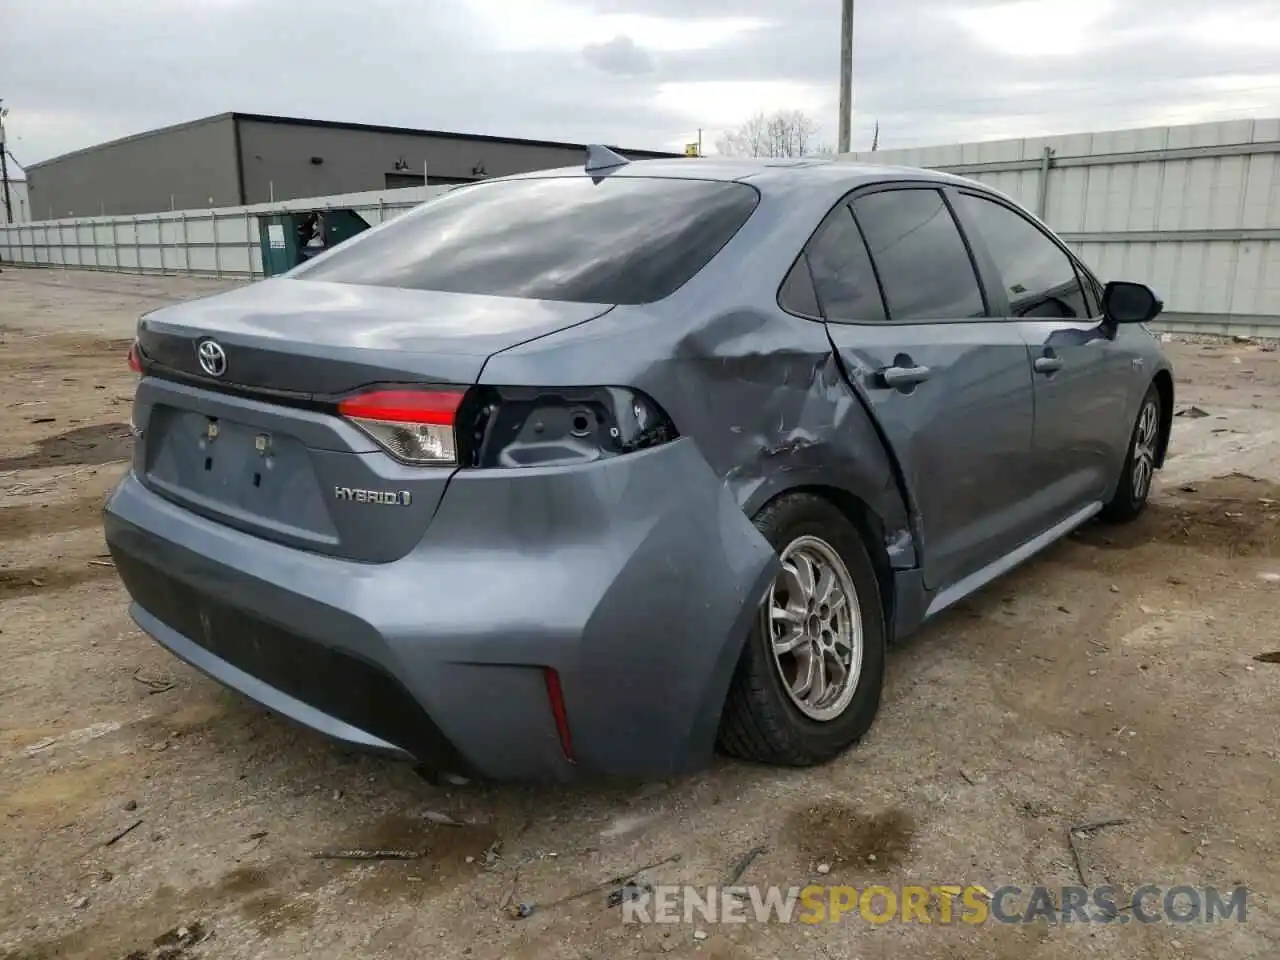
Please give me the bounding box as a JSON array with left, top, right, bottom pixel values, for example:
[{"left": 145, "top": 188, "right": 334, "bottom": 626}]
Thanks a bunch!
[{"left": 257, "top": 209, "right": 371, "bottom": 277}]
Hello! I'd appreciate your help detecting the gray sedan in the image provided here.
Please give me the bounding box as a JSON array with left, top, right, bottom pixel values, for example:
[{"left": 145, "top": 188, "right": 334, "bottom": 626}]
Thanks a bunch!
[{"left": 104, "top": 151, "right": 1173, "bottom": 781}]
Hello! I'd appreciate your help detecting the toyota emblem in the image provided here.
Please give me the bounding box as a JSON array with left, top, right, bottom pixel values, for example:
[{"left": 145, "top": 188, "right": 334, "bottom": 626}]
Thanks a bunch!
[{"left": 197, "top": 339, "right": 227, "bottom": 378}]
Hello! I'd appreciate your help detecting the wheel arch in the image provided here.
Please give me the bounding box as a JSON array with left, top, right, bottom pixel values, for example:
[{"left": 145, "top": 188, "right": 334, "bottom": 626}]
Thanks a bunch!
[
  {"left": 1152, "top": 368, "right": 1174, "bottom": 467},
  {"left": 747, "top": 482, "right": 898, "bottom": 643}
]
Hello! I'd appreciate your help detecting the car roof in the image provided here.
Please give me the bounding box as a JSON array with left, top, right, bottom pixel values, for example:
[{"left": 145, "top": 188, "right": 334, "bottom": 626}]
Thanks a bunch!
[{"left": 498, "top": 155, "right": 978, "bottom": 194}]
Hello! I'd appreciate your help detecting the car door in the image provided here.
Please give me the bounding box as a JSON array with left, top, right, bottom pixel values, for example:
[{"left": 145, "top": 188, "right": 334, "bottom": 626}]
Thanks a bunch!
[
  {"left": 951, "top": 191, "right": 1133, "bottom": 523},
  {"left": 791, "top": 184, "right": 1038, "bottom": 595}
]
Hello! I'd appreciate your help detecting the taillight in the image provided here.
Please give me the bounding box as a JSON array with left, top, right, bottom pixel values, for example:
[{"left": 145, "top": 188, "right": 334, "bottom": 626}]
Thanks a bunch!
[
  {"left": 127, "top": 341, "right": 143, "bottom": 374},
  {"left": 337, "top": 388, "right": 465, "bottom": 465}
]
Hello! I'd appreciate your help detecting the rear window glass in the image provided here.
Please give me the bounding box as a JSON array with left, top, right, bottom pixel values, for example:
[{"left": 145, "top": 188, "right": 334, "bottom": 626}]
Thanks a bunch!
[{"left": 292, "top": 176, "right": 760, "bottom": 305}]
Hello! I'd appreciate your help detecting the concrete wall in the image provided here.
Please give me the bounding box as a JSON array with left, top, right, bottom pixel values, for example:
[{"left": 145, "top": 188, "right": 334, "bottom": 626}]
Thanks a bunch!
[
  {"left": 234, "top": 118, "right": 669, "bottom": 204},
  {"left": 843, "top": 118, "right": 1280, "bottom": 333},
  {"left": 26, "top": 116, "right": 240, "bottom": 218}
]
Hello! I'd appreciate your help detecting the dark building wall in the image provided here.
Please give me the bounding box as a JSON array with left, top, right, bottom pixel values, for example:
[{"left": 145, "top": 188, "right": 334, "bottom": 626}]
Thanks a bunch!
[
  {"left": 235, "top": 118, "right": 674, "bottom": 203},
  {"left": 27, "top": 116, "right": 239, "bottom": 218},
  {"left": 24, "top": 113, "right": 684, "bottom": 218}
]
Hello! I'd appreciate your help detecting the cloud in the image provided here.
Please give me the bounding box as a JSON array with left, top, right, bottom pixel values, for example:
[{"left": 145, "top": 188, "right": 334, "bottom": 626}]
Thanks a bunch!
[
  {"left": 946, "top": 0, "right": 1116, "bottom": 57},
  {"left": 582, "top": 35, "right": 655, "bottom": 75},
  {"left": 0, "top": 0, "right": 1277, "bottom": 166}
]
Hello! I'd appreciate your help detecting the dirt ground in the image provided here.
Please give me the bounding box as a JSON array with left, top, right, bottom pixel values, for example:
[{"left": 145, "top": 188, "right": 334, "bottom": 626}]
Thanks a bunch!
[{"left": 1, "top": 267, "right": 1278, "bottom": 960}]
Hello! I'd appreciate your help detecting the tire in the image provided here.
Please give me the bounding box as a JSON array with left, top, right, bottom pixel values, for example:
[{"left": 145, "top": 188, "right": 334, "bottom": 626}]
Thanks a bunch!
[
  {"left": 717, "top": 493, "right": 887, "bottom": 766},
  {"left": 1100, "top": 383, "right": 1162, "bottom": 524}
]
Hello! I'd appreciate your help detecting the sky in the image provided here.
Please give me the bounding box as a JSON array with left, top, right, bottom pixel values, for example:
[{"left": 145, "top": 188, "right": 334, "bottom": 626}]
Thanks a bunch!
[{"left": 3, "top": 0, "right": 1280, "bottom": 169}]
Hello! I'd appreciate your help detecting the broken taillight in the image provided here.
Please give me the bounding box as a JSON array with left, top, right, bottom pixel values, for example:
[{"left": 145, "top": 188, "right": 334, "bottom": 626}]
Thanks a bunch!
[
  {"left": 337, "top": 388, "right": 466, "bottom": 465},
  {"left": 462, "top": 386, "right": 680, "bottom": 469}
]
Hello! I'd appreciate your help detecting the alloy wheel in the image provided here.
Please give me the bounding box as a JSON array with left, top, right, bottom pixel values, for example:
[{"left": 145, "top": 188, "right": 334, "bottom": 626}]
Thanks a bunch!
[
  {"left": 1132, "top": 399, "right": 1159, "bottom": 501},
  {"left": 764, "top": 535, "right": 863, "bottom": 722}
]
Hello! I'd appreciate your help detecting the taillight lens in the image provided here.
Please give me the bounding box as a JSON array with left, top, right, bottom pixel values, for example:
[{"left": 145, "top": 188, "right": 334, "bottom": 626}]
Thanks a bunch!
[
  {"left": 337, "top": 389, "right": 465, "bottom": 465},
  {"left": 127, "top": 341, "right": 143, "bottom": 374}
]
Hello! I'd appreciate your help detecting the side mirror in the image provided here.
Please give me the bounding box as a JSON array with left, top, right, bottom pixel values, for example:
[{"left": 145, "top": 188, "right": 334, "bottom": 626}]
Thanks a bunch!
[{"left": 1102, "top": 281, "right": 1163, "bottom": 324}]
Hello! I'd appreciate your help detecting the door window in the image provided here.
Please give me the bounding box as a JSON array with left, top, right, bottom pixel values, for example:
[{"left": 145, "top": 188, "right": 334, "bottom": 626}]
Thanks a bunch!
[
  {"left": 1077, "top": 263, "right": 1105, "bottom": 317},
  {"left": 802, "top": 206, "right": 887, "bottom": 323},
  {"left": 956, "top": 193, "right": 1089, "bottom": 319},
  {"left": 1076, "top": 263, "right": 1100, "bottom": 316},
  {"left": 851, "top": 188, "right": 986, "bottom": 321}
]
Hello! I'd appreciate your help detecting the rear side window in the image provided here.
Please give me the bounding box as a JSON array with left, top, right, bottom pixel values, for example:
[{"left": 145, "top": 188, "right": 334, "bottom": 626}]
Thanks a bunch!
[
  {"left": 955, "top": 193, "right": 1089, "bottom": 319},
  {"left": 803, "top": 206, "right": 887, "bottom": 323},
  {"left": 779, "top": 259, "right": 822, "bottom": 319},
  {"left": 292, "top": 176, "right": 760, "bottom": 305},
  {"left": 852, "top": 189, "right": 985, "bottom": 321}
]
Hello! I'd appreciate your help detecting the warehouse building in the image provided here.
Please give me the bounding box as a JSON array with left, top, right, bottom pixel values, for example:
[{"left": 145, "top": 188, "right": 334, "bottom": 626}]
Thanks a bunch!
[{"left": 26, "top": 112, "right": 683, "bottom": 218}]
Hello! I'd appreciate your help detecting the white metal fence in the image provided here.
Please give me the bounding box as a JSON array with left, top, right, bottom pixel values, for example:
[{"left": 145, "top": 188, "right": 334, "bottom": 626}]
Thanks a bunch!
[
  {"left": 0, "top": 185, "right": 449, "bottom": 279},
  {"left": 6, "top": 120, "right": 1280, "bottom": 336},
  {"left": 845, "top": 118, "right": 1280, "bottom": 335}
]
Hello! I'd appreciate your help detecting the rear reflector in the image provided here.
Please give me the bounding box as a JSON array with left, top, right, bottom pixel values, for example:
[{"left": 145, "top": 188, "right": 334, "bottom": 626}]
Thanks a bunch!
[
  {"left": 543, "top": 668, "right": 575, "bottom": 763},
  {"left": 127, "top": 341, "right": 143, "bottom": 374},
  {"left": 337, "top": 388, "right": 465, "bottom": 465}
]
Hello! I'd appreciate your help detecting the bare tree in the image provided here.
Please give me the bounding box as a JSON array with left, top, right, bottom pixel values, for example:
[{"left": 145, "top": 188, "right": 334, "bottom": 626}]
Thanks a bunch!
[{"left": 716, "top": 109, "right": 822, "bottom": 158}]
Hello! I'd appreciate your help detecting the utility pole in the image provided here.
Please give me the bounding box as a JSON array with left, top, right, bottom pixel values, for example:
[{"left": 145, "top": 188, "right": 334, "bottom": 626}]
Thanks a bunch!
[
  {"left": 0, "top": 102, "right": 12, "bottom": 224},
  {"left": 837, "top": 0, "right": 854, "bottom": 155}
]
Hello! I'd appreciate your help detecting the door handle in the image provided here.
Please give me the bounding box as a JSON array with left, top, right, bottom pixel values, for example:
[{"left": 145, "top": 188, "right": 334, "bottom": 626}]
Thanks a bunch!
[
  {"left": 1034, "top": 356, "right": 1063, "bottom": 374},
  {"left": 878, "top": 364, "right": 933, "bottom": 388}
]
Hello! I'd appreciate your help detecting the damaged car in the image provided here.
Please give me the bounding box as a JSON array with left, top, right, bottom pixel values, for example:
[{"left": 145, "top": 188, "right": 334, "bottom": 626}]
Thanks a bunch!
[{"left": 105, "top": 149, "right": 1174, "bottom": 781}]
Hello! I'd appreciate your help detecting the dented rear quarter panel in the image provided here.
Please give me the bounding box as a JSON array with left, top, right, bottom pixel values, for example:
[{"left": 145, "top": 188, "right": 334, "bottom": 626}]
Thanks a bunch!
[{"left": 478, "top": 171, "right": 916, "bottom": 574}]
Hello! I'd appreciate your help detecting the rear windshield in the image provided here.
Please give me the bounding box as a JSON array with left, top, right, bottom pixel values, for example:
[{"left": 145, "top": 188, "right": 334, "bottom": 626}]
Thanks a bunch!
[{"left": 292, "top": 176, "right": 760, "bottom": 305}]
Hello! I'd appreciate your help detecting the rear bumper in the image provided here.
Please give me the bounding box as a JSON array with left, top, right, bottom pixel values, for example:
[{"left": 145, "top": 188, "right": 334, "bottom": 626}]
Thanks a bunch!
[{"left": 104, "top": 438, "right": 778, "bottom": 781}]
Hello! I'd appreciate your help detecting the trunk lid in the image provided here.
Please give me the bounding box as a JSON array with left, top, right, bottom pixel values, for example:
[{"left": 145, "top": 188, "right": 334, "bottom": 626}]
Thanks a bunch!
[
  {"left": 132, "top": 278, "right": 612, "bottom": 562},
  {"left": 137, "top": 277, "right": 611, "bottom": 396}
]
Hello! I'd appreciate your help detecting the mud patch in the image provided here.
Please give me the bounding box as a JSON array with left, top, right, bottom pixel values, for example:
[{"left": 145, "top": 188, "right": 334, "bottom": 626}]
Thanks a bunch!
[
  {"left": 1072, "top": 476, "right": 1280, "bottom": 557},
  {"left": 4, "top": 335, "right": 133, "bottom": 365},
  {"left": 0, "top": 492, "right": 107, "bottom": 541},
  {"left": 5, "top": 756, "right": 132, "bottom": 820},
  {"left": 0, "top": 914, "right": 209, "bottom": 960},
  {"left": 0, "top": 563, "right": 118, "bottom": 600},
  {"left": 782, "top": 805, "right": 915, "bottom": 871},
  {"left": 340, "top": 814, "right": 499, "bottom": 902},
  {"left": 241, "top": 894, "right": 320, "bottom": 936},
  {"left": 218, "top": 866, "right": 274, "bottom": 897},
  {"left": 130, "top": 921, "right": 211, "bottom": 960},
  {"left": 0, "top": 422, "right": 133, "bottom": 471},
  {"left": 0, "top": 866, "right": 288, "bottom": 960}
]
